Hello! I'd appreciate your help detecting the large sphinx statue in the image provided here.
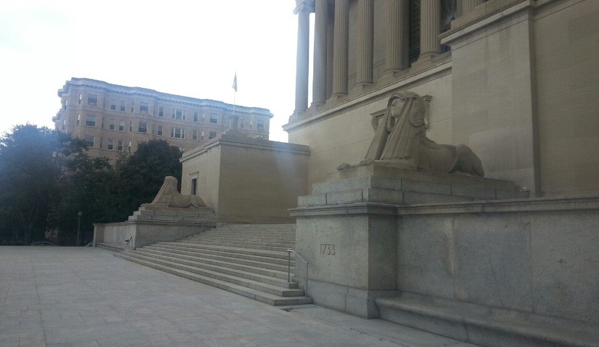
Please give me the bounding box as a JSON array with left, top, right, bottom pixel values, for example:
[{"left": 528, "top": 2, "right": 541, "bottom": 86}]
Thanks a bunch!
[
  {"left": 362, "top": 91, "right": 485, "bottom": 177},
  {"left": 145, "top": 176, "right": 207, "bottom": 208}
]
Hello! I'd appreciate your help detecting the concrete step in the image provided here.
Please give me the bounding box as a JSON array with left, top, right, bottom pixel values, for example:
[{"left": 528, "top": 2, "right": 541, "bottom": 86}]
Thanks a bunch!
[
  {"left": 376, "top": 295, "right": 599, "bottom": 347},
  {"left": 144, "top": 245, "right": 292, "bottom": 272},
  {"left": 134, "top": 248, "right": 294, "bottom": 283},
  {"left": 117, "top": 223, "right": 311, "bottom": 307},
  {"left": 122, "top": 252, "right": 304, "bottom": 297},
  {"left": 191, "top": 234, "right": 294, "bottom": 241},
  {"left": 96, "top": 243, "right": 123, "bottom": 252},
  {"left": 116, "top": 253, "right": 311, "bottom": 306},
  {"left": 157, "top": 242, "right": 292, "bottom": 261},
  {"left": 180, "top": 240, "right": 291, "bottom": 252},
  {"left": 188, "top": 234, "right": 294, "bottom": 241},
  {"left": 148, "top": 243, "right": 295, "bottom": 267}
]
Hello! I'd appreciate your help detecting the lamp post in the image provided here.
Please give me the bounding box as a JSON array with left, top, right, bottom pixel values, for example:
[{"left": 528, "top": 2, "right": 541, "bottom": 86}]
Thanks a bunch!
[{"left": 76, "top": 211, "right": 82, "bottom": 247}]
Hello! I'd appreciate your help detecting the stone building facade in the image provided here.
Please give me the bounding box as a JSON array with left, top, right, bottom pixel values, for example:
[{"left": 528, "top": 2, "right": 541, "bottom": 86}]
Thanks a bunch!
[
  {"left": 285, "top": 0, "right": 599, "bottom": 196},
  {"left": 54, "top": 78, "right": 273, "bottom": 161}
]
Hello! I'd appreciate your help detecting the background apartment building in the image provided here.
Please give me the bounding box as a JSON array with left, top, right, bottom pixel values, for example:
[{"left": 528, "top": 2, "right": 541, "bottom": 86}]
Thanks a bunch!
[{"left": 53, "top": 78, "right": 273, "bottom": 160}]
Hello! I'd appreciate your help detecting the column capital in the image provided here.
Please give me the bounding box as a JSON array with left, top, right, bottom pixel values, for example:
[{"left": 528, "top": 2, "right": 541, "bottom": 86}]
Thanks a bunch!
[{"left": 294, "top": 0, "right": 315, "bottom": 14}]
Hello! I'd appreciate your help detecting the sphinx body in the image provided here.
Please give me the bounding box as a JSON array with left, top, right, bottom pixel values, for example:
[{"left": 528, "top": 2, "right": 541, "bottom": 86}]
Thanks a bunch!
[
  {"left": 147, "top": 176, "right": 207, "bottom": 208},
  {"left": 364, "top": 91, "right": 485, "bottom": 177}
]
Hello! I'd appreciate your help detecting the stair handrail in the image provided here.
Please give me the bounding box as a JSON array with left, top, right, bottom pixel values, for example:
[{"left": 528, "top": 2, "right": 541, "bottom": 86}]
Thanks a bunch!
[{"left": 287, "top": 248, "right": 309, "bottom": 297}]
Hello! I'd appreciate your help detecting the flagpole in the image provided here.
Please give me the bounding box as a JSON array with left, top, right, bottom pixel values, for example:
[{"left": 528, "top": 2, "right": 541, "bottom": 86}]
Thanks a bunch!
[{"left": 232, "top": 71, "right": 237, "bottom": 131}]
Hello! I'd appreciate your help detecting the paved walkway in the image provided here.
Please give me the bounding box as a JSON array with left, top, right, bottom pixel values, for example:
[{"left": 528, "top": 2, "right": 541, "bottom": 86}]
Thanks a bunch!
[{"left": 0, "top": 247, "right": 478, "bottom": 347}]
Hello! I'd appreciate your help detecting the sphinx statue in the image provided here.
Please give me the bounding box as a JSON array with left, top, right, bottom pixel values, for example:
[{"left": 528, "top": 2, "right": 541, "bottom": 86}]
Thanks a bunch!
[
  {"left": 145, "top": 176, "right": 207, "bottom": 208},
  {"left": 362, "top": 91, "right": 485, "bottom": 177}
]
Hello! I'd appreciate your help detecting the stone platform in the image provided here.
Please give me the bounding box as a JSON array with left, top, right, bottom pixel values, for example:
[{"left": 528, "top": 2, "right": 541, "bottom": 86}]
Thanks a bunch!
[
  {"left": 299, "top": 164, "right": 529, "bottom": 208},
  {"left": 94, "top": 205, "right": 216, "bottom": 251},
  {"left": 290, "top": 164, "right": 599, "bottom": 347}
]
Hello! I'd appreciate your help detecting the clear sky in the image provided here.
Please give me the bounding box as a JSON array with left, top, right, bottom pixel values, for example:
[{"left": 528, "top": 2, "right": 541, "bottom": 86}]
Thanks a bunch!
[{"left": 0, "top": 0, "right": 302, "bottom": 142}]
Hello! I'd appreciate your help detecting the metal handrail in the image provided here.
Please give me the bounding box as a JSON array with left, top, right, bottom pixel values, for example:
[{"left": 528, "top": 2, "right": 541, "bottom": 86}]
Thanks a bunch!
[{"left": 287, "top": 248, "right": 309, "bottom": 296}]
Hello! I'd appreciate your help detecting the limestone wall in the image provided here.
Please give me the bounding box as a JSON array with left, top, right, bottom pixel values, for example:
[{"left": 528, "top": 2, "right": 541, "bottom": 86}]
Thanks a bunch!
[
  {"left": 181, "top": 144, "right": 222, "bottom": 214},
  {"left": 181, "top": 134, "right": 310, "bottom": 223},
  {"left": 397, "top": 203, "right": 599, "bottom": 324},
  {"left": 288, "top": 72, "right": 453, "bottom": 187},
  {"left": 287, "top": 0, "right": 599, "bottom": 197},
  {"left": 534, "top": 0, "right": 599, "bottom": 195}
]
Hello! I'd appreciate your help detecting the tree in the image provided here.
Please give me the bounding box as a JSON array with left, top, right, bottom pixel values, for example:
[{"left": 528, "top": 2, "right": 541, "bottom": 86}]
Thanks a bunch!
[
  {"left": 0, "top": 130, "right": 182, "bottom": 245},
  {"left": 111, "top": 139, "right": 182, "bottom": 221},
  {"left": 0, "top": 125, "right": 85, "bottom": 244}
]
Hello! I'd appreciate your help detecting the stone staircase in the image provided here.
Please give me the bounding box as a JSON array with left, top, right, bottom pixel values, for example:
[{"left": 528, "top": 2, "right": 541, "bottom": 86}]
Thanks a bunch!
[{"left": 116, "top": 224, "right": 312, "bottom": 306}]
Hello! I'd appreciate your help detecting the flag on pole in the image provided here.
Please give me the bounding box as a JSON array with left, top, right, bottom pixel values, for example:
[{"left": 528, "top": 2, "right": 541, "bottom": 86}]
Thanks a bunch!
[{"left": 232, "top": 73, "right": 237, "bottom": 92}]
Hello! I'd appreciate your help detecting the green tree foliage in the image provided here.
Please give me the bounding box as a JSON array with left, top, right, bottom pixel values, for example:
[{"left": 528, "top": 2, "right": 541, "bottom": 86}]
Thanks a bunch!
[
  {"left": 0, "top": 126, "right": 182, "bottom": 245},
  {"left": 111, "top": 139, "right": 182, "bottom": 221},
  {"left": 0, "top": 125, "right": 86, "bottom": 244}
]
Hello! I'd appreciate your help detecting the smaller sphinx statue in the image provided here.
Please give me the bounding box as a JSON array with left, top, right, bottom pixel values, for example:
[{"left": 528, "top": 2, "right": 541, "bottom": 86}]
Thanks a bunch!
[
  {"left": 145, "top": 176, "right": 207, "bottom": 208},
  {"left": 361, "top": 91, "right": 485, "bottom": 177}
]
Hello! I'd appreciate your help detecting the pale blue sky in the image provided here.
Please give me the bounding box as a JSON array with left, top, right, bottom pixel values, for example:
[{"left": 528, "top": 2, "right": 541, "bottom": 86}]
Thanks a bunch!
[{"left": 0, "top": 0, "right": 303, "bottom": 142}]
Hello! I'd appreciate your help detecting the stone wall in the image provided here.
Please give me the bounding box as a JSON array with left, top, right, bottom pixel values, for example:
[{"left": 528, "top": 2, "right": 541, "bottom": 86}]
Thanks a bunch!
[
  {"left": 287, "top": 70, "right": 453, "bottom": 187},
  {"left": 534, "top": 0, "right": 599, "bottom": 195},
  {"left": 286, "top": 0, "right": 599, "bottom": 197},
  {"left": 397, "top": 201, "right": 599, "bottom": 324},
  {"left": 181, "top": 133, "right": 310, "bottom": 223}
]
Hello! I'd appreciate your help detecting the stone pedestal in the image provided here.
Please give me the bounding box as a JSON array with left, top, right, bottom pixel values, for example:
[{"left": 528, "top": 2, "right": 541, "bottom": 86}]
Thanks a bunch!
[
  {"left": 181, "top": 133, "right": 310, "bottom": 223},
  {"left": 290, "top": 164, "right": 527, "bottom": 318}
]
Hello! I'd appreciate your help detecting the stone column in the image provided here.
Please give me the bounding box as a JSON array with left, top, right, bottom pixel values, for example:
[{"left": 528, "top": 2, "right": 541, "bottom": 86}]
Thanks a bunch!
[
  {"left": 294, "top": 0, "right": 314, "bottom": 115},
  {"left": 332, "top": 0, "right": 349, "bottom": 96},
  {"left": 385, "top": 0, "right": 409, "bottom": 73},
  {"left": 312, "top": 0, "right": 328, "bottom": 106},
  {"left": 417, "top": 0, "right": 441, "bottom": 62},
  {"left": 462, "top": 0, "right": 484, "bottom": 14},
  {"left": 355, "top": 0, "right": 374, "bottom": 86}
]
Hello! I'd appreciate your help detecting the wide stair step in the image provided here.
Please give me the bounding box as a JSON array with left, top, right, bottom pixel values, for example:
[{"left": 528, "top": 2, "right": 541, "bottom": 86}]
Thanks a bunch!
[{"left": 117, "top": 223, "right": 311, "bottom": 306}]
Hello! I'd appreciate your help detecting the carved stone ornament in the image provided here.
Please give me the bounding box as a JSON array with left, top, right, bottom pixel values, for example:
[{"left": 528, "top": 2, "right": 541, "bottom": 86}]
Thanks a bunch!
[
  {"left": 355, "top": 91, "right": 485, "bottom": 177},
  {"left": 144, "top": 176, "right": 207, "bottom": 208}
]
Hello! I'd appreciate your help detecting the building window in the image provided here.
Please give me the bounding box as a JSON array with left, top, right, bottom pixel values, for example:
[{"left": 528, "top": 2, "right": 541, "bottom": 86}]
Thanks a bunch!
[
  {"left": 193, "top": 112, "right": 199, "bottom": 122},
  {"left": 87, "top": 95, "right": 97, "bottom": 106},
  {"left": 99, "top": 138, "right": 103, "bottom": 149},
  {"left": 129, "top": 122, "right": 133, "bottom": 132},
  {"left": 171, "top": 127, "right": 184, "bottom": 139},
  {"left": 249, "top": 121, "right": 253, "bottom": 130},
  {"left": 210, "top": 114, "right": 218, "bottom": 124},
  {"left": 172, "top": 109, "right": 185, "bottom": 120},
  {"left": 157, "top": 125, "right": 163, "bottom": 136},
  {"left": 78, "top": 94, "right": 82, "bottom": 105},
  {"left": 138, "top": 122, "right": 148, "bottom": 133},
  {"left": 86, "top": 115, "right": 96, "bottom": 127},
  {"left": 85, "top": 135, "right": 95, "bottom": 148},
  {"left": 77, "top": 114, "right": 81, "bottom": 125},
  {"left": 117, "top": 140, "right": 123, "bottom": 151},
  {"left": 191, "top": 178, "right": 197, "bottom": 195},
  {"left": 201, "top": 131, "right": 204, "bottom": 140},
  {"left": 158, "top": 107, "right": 164, "bottom": 117},
  {"left": 120, "top": 101, "right": 126, "bottom": 112},
  {"left": 240, "top": 120, "right": 245, "bottom": 129},
  {"left": 128, "top": 141, "right": 132, "bottom": 152},
  {"left": 209, "top": 131, "right": 216, "bottom": 139},
  {"left": 62, "top": 120, "right": 66, "bottom": 130},
  {"left": 257, "top": 121, "right": 265, "bottom": 130},
  {"left": 192, "top": 130, "right": 199, "bottom": 141},
  {"left": 109, "top": 120, "right": 115, "bottom": 130},
  {"left": 140, "top": 104, "right": 149, "bottom": 113},
  {"left": 118, "top": 121, "right": 125, "bottom": 132},
  {"left": 107, "top": 139, "right": 114, "bottom": 150},
  {"left": 110, "top": 101, "right": 116, "bottom": 110},
  {"left": 130, "top": 103, "right": 134, "bottom": 112}
]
